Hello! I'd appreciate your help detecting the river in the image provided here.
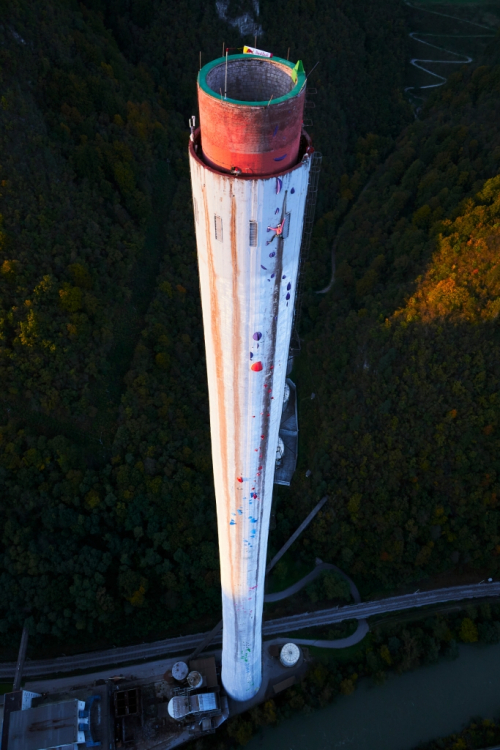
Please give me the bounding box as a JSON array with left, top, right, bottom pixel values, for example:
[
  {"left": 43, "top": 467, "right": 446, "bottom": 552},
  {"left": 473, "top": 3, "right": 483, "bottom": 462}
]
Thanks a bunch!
[{"left": 248, "top": 643, "right": 500, "bottom": 749}]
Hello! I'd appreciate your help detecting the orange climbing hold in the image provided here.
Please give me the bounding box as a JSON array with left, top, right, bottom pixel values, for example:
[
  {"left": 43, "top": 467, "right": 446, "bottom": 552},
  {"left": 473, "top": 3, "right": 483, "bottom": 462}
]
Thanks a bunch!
[{"left": 251, "top": 362, "right": 263, "bottom": 372}]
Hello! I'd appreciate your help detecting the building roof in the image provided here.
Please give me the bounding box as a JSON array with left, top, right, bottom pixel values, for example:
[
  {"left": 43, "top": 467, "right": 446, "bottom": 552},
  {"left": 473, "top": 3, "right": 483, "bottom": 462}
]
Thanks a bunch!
[
  {"left": 167, "top": 692, "right": 219, "bottom": 721},
  {"left": 191, "top": 693, "right": 217, "bottom": 713},
  {"left": 1, "top": 691, "right": 23, "bottom": 750},
  {"left": 8, "top": 699, "right": 79, "bottom": 750}
]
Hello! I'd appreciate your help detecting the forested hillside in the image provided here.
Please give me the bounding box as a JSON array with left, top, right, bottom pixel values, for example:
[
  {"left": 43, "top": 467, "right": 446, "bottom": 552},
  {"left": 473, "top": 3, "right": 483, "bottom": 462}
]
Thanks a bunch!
[
  {"left": 286, "top": 41, "right": 500, "bottom": 590},
  {"left": 0, "top": 0, "right": 497, "bottom": 655}
]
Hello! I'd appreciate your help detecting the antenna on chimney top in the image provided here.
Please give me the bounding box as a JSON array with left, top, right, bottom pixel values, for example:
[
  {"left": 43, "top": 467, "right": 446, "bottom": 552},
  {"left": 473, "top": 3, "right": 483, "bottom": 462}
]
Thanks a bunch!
[{"left": 225, "top": 49, "right": 228, "bottom": 99}]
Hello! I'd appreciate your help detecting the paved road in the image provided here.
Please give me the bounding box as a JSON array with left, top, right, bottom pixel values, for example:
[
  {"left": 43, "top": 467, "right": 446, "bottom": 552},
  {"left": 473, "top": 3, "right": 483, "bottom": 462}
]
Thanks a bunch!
[
  {"left": 262, "top": 582, "right": 500, "bottom": 637},
  {"left": 264, "top": 561, "right": 361, "bottom": 604},
  {"left": 2, "top": 582, "right": 499, "bottom": 680},
  {"left": 284, "top": 620, "right": 371, "bottom": 650},
  {"left": 190, "top": 496, "right": 331, "bottom": 660},
  {"left": 404, "top": 0, "right": 494, "bottom": 96},
  {"left": 264, "top": 559, "right": 368, "bottom": 650}
]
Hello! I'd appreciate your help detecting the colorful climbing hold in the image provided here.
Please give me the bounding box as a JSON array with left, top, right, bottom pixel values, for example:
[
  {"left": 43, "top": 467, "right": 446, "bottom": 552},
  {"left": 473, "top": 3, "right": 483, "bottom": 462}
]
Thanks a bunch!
[
  {"left": 251, "top": 362, "right": 263, "bottom": 372},
  {"left": 273, "top": 125, "right": 278, "bottom": 137},
  {"left": 274, "top": 154, "right": 287, "bottom": 161},
  {"left": 275, "top": 208, "right": 279, "bottom": 215},
  {"left": 237, "top": 476, "right": 243, "bottom": 483},
  {"left": 291, "top": 187, "right": 295, "bottom": 194},
  {"left": 269, "top": 252, "right": 276, "bottom": 258},
  {"left": 286, "top": 293, "right": 290, "bottom": 300},
  {"left": 261, "top": 265, "right": 267, "bottom": 270},
  {"left": 253, "top": 332, "right": 262, "bottom": 341},
  {"left": 287, "top": 282, "right": 291, "bottom": 290},
  {"left": 276, "top": 178, "right": 282, "bottom": 194},
  {"left": 282, "top": 275, "right": 286, "bottom": 279}
]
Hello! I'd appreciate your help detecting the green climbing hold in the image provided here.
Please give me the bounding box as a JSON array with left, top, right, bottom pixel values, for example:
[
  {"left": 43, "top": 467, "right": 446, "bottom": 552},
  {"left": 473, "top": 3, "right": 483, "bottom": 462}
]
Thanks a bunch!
[{"left": 291, "top": 60, "right": 305, "bottom": 84}]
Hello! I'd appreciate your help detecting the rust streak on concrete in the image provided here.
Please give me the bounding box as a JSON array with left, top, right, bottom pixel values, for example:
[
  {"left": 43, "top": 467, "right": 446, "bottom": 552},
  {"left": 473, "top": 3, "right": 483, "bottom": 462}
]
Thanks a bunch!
[
  {"left": 230, "top": 183, "right": 243, "bottom": 655},
  {"left": 201, "top": 181, "right": 233, "bottom": 589}
]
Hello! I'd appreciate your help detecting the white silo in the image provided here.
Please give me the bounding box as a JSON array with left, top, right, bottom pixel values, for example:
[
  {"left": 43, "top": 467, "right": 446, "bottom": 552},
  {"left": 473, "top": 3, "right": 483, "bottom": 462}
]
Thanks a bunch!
[{"left": 280, "top": 643, "right": 301, "bottom": 667}]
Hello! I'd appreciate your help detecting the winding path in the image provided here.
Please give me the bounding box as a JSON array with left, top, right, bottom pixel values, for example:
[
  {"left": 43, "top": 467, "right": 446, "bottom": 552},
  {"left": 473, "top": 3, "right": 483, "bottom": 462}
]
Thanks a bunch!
[
  {"left": 264, "top": 561, "right": 358, "bottom": 604},
  {"left": 404, "top": 1, "right": 495, "bottom": 96},
  {"left": 316, "top": 4, "right": 496, "bottom": 297},
  {"left": 264, "top": 560, "right": 369, "bottom": 650}
]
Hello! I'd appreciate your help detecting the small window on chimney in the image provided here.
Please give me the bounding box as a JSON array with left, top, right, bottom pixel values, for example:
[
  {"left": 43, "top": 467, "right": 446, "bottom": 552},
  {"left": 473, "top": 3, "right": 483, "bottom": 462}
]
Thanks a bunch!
[
  {"left": 283, "top": 212, "right": 291, "bottom": 239},
  {"left": 249, "top": 221, "right": 258, "bottom": 247},
  {"left": 214, "top": 215, "right": 223, "bottom": 242}
]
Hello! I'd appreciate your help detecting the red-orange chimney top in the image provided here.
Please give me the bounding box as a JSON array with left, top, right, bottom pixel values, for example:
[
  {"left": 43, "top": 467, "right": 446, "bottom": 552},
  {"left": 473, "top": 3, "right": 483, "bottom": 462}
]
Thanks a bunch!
[{"left": 197, "top": 54, "right": 306, "bottom": 176}]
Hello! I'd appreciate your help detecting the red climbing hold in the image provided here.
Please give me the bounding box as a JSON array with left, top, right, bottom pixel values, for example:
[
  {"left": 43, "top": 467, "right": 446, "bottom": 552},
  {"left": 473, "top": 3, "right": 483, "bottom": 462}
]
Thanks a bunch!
[
  {"left": 237, "top": 477, "right": 243, "bottom": 483},
  {"left": 251, "top": 362, "right": 263, "bottom": 372}
]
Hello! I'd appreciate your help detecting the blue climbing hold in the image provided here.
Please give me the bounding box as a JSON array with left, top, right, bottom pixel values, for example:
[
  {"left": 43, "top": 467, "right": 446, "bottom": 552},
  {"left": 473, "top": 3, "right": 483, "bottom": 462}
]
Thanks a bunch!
[
  {"left": 253, "top": 332, "right": 262, "bottom": 341},
  {"left": 291, "top": 187, "right": 295, "bottom": 194},
  {"left": 269, "top": 252, "right": 275, "bottom": 258},
  {"left": 287, "top": 282, "right": 291, "bottom": 290}
]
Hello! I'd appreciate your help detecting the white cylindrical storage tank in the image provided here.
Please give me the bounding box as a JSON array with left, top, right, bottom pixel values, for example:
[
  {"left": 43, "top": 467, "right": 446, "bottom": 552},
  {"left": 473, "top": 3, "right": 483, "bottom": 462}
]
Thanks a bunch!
[
  {"left": 172, "top": 661, "right": 189, "bottom": 681},
  {"left": 280, "top": 643, "right": 301, "bottom": 667},
  {"left": 168, "top": 696, "right": 190, "bottom": 720},
  {"left": 187, "top": 670, "right": 204, "bottom": 689}
]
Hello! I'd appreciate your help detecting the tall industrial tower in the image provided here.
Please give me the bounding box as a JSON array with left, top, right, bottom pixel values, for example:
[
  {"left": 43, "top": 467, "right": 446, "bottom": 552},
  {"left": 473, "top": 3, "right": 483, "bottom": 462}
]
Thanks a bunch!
[{"left": 189, "top": 53, "right": 316, "bottom": 702}]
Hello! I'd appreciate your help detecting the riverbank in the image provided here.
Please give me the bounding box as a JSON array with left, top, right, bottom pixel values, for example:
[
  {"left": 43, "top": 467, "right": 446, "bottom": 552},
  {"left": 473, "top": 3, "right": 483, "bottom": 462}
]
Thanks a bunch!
[{"left": 247, "top": 642, "right": 500, "bottom": 750}]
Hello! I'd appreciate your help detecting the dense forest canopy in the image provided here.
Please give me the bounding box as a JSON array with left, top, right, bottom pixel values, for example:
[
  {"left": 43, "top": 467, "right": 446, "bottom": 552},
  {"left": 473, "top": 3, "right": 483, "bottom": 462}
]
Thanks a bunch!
[{"left": 0, "top": 0, "right": 499, "bottom": 655}]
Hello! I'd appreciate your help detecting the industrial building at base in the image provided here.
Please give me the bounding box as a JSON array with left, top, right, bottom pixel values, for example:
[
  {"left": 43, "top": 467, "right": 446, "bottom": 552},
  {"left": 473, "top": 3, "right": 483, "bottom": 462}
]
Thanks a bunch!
[
  {"left": 189, "top": 51, "right": 319, "bottom": 701},
  {"left": 0, "top": 655, "right": 229, "bottom": 750}
]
